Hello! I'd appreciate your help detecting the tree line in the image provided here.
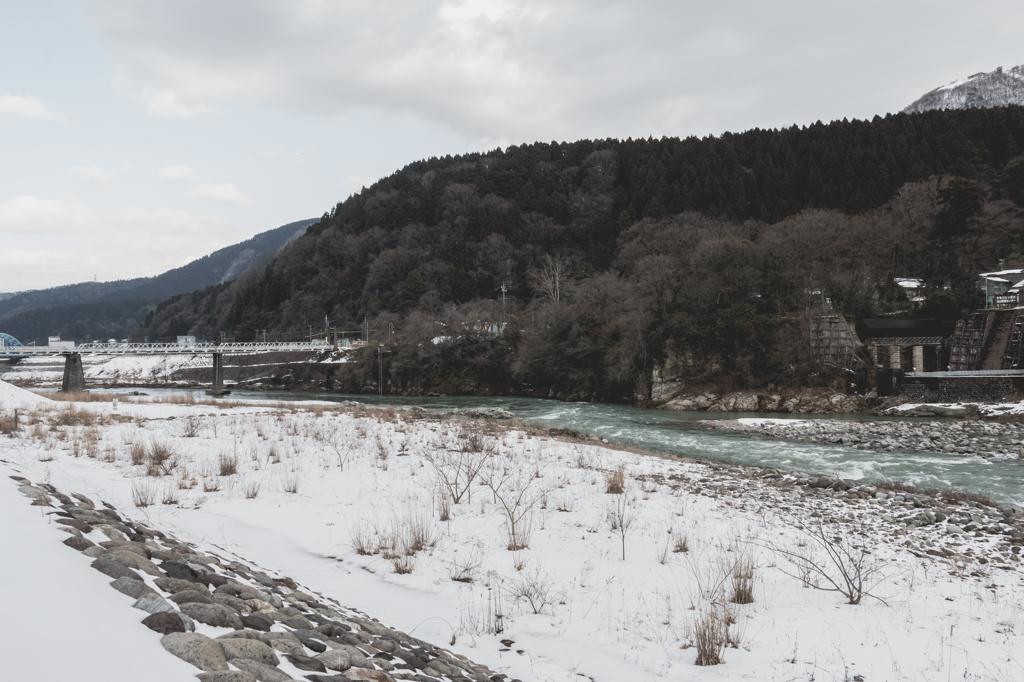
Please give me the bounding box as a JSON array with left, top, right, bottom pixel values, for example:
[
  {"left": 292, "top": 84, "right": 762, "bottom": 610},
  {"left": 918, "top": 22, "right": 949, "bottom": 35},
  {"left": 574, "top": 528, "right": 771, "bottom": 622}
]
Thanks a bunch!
[{"left": 136, "top": 107, "right": 1024, "bottom": 401}]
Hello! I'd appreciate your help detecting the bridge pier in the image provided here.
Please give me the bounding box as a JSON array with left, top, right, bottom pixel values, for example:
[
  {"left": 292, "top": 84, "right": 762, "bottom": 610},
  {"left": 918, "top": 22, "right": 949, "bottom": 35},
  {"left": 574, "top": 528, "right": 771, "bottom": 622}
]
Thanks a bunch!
[
  {"left": 61, "top": 353, "right": 86, "bottom": 393},
  {"left": 208, "top": 352, "right": 229, "bottom": 396}
]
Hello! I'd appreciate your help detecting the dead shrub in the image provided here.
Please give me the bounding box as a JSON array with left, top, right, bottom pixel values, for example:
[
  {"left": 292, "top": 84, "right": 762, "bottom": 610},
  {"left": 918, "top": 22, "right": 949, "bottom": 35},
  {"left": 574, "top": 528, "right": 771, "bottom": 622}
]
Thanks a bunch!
[
  {"left": 692, "top": 610, "right": 727, "bottom": 666},
  {"left": 730, "top": 555, "right": 756, "bottom": 604},
  {"left": 605, "top": 468, "right": 625, "bottom": 494},
  {"left": 218, "top": 453, "right": 238, "bottom": 476},
  {"left": 244, "top": 479, "right": 261, "bottom": 499},
  {"left": 203, "top": 478, "right": 220, "bottom": 492},
  {"left": 130, "top": 442, "right": 146, "bottom": 466},
  {"left": 146, "top": 441, "right": 177, "bottom": 476},
  {"left": 178, "top": 415, "right": 203, "bottom": 438},
  {"left": 161, "top": 486, "right": 180, "bottom": 505},
  {"left": 672, "top": 530, "right": 690, "bottom": 554},
  {"left": 282, "top": 474, "right": 300, "bottom": 494},
  {"left": 131, "top": 481, "right": 156, "bottom": 508},
  {"left": 390, "top": 555, "right": 414, "bottom": 574}
]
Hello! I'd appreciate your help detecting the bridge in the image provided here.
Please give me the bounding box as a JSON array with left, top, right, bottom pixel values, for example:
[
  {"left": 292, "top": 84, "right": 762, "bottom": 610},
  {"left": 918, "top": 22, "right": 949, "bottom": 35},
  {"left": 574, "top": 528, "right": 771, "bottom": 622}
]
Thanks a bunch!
[{"left": 0, "top": 334, "right": 332, "bottom": 395}]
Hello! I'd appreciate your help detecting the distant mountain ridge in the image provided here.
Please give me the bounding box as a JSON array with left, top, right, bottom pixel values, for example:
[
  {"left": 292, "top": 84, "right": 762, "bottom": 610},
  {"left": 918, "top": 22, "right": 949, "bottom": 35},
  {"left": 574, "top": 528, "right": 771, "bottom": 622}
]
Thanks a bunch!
[
  {"left": 0, "top": 218, "right": 315, "bottom": 344},
  {"left": 905, "top": 64, "right": 1024, "bottom": 113}
]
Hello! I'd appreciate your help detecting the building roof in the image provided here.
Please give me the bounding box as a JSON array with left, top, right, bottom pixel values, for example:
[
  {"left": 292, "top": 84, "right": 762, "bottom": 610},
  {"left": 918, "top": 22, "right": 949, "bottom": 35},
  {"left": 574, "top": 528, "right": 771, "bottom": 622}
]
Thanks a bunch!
[{"left": 979, "top": 268, "right": 1024, "bottom": 278}]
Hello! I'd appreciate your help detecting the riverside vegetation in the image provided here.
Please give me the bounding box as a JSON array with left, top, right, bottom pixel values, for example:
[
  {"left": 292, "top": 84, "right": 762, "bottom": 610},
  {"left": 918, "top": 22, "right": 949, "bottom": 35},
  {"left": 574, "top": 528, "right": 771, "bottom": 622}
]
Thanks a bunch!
[
  {"left": 2, "top": 381, "right": 1023, "bottom": 680},
  {"left": 138, "top": 107, "right": 1024, "bottom": 403}
]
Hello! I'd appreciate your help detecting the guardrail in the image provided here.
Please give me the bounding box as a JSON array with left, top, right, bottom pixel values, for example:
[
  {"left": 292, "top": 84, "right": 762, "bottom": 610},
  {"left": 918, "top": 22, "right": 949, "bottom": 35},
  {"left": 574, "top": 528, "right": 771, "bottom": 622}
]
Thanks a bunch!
[{"left": 4, "top": 341, "right": 333, "bottom": 356}]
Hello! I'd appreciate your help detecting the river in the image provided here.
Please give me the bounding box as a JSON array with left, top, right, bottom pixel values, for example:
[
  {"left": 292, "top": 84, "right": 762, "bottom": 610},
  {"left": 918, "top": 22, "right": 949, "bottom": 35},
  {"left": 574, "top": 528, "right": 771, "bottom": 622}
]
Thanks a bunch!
[{"left": 59, "top": 387, "right": 1019, "bottom": 504}]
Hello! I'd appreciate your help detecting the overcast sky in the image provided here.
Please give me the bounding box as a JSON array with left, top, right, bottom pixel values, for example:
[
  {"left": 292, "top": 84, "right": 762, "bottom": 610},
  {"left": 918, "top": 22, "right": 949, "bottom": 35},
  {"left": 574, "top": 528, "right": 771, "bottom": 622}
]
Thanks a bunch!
[{"left": 1, "top": 0, "right": 1022, "bottom": 292}]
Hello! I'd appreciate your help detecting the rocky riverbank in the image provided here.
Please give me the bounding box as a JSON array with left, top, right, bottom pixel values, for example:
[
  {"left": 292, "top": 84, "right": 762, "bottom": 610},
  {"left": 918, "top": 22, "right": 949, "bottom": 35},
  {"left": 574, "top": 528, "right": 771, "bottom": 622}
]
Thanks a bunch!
[
  {"left": 9, "top": 476, "right": 513, "bottom": 682},
  {"left": 657, "top": 389, "right": 866, "bottom": 414},
  {"left": 706, "top": 418, "right": 1024, "bottom": 460}
]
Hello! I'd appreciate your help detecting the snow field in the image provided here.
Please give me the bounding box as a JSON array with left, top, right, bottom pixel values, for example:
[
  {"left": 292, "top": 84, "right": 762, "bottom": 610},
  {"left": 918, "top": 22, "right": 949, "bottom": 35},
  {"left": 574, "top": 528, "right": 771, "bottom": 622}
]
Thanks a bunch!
[{"left": 2, "top": 389, "right": 1023, "bottom": 682}]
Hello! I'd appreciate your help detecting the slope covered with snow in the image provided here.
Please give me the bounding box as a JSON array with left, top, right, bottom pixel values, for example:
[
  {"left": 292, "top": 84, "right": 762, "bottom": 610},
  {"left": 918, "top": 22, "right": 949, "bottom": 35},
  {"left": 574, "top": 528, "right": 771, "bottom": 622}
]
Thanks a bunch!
[
  {"left": 905, "top": 64, "right": 1024, "bottom": 113},
  {"left": 1, "top": 396, "right": 1022, "bottom": 681}
]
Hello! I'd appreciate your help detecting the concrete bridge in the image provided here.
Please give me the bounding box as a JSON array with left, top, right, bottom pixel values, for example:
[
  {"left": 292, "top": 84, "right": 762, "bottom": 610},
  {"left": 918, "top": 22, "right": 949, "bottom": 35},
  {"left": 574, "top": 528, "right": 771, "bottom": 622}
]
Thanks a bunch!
[{"left": 0, "top": 335, "right": 332, "bottom": 395}]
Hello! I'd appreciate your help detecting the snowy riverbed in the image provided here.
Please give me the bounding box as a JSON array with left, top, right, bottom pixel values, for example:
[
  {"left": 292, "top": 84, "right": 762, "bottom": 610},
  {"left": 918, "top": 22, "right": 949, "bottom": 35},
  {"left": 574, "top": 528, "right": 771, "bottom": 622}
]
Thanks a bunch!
[{"left": 2, "top": 379, "right": 1023, "bottom": 681}]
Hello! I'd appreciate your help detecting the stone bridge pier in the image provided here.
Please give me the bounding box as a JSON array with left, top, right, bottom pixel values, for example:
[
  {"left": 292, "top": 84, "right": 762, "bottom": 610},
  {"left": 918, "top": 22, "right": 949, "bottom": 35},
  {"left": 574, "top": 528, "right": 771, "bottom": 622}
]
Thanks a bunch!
[{"left": 60, "top": 353, "right": 86, "bottom": 393}]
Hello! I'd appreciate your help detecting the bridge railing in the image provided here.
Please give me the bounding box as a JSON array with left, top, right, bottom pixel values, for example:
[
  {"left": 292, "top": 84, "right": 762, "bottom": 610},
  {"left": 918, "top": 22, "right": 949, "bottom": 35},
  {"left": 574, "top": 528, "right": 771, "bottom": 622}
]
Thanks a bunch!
[{"left": 4, "top": 341, "right": 333, "bottom": 356}]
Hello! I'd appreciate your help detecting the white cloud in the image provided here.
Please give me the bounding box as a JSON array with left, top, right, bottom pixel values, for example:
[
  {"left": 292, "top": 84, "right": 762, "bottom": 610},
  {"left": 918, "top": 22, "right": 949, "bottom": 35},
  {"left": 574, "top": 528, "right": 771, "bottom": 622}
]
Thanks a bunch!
[
  {"left": 87, "top": 0, "right": 1024, "bottom": 140},
  {"left": 146, "top": 90, "right": 216, "bottom": 119},
  {"left": 0, "top": 94, "right": 66, "bottom": 123},
  {"left": 0, "top": 195, "right": 96, "bottom": 233},
  {"left": 158, "top": 165, "right": 199, "bottom": 181},
  {"left": 190, "top": 182, "right": 250, "bottom": 206},
  {"left": 70, "top": 165, "right": 115, "bottom": 185},
  {"left": 114, "top": 207, "right": 217, "bottom": 233}
]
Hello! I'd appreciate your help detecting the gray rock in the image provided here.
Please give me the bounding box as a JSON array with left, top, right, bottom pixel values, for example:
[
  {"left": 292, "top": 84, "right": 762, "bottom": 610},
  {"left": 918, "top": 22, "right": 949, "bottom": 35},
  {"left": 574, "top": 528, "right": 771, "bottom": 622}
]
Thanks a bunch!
[
  {"left": 283, "top": 654, "right": 327, "bottom": 672},
  {"left": 281, "top": 616, "right": 314, "bottom": 630},
  {"left": 196, "top": 673, "right": 257, "bottom": 682},
  {"left": 180, "top": 602, "right": 244, "bottom": 629},
  {"left": 156, "top": 576, "right": 207, "bottom": 594},
  {"left": 946, "top": 525, "right": 966, "bottom": 535},
  {"left": 241, "top": 614, "right": 273, "bottom": 631},
  {"left": 91, "top": 557, "right": 143, "bottom": 581},
  {"left": 133, "top": 592, "right": 176, "bottom": 615},
  {"left": 160, "top": 632, "right": 229, "bottom": 671},
  {"left": 268, "top": 639, "right": 305, "bottom": 657},
  {"left": 83, "top": 546, "right": 107, "bottom": 558},
  {"left": 63, "top": 536, "right": 96, "bottom": 552},
  {"left": 230, "top": 659, "right": 296, "bottom": 682},
  {"left": 110, "top": 576, "right": 155, "bottom": 599},
  {"left": 18, "top": 485, "right": 48, "bottom": 501},
  {"left": 170, "top": 589, "right": 216, "bottom": 605},
  {"left": 161, "top": 561, "right": 200, "bottom": 582},
  {"left": 142, "top": 611, "right": 187, "bottom": 635},
  {"left": 218, "top": 631, "right": 271, "bottom": 643},
  {"left": 316, "top": 649, "right": 352, "bottom": 672},
  {"left": 219, "top": 638, "right": 280, "bottom": 666}
]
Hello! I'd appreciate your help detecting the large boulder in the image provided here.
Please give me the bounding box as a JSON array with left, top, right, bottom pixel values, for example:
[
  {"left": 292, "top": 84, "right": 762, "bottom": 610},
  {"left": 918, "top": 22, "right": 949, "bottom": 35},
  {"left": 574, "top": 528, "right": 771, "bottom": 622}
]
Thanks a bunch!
[
  {"left": 218, "top": 638, "right": 280, "bottom": 666},
  {"left": 229, "top": 659, "right": 295, "bottom": 682},
  {"left": 179, "top": 602, "right": 244, "bottom": 629},
  {"left": 160, "top": 632, "right": 228, "bottom": 671}
]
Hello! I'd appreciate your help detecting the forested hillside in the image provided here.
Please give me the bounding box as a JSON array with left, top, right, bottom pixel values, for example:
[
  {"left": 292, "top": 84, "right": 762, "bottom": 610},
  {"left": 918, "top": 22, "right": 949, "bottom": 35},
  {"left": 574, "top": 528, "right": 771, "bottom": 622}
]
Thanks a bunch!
[{"left": 138, "top": 107, "right": 1024, "bottom": 401}]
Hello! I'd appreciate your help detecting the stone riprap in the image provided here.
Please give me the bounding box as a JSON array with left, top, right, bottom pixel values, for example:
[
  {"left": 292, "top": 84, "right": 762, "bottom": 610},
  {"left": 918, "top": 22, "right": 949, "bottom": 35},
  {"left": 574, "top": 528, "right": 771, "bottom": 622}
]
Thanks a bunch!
[
  {"left": 706, "top": 418, "right": 1024, "bottom": 461},
  {"left": 9, "top": 476, "right": 516, "bottom": 682},
  {"left": 632, "top": 463, "right": 1024, "bottom": 569}
]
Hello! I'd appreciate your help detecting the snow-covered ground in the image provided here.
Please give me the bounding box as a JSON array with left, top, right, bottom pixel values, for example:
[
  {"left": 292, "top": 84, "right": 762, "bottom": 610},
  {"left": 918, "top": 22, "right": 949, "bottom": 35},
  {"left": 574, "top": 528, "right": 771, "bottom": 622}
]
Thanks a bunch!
[{"left": 2, "top": 379, "right": 1023, "bottom": 682}]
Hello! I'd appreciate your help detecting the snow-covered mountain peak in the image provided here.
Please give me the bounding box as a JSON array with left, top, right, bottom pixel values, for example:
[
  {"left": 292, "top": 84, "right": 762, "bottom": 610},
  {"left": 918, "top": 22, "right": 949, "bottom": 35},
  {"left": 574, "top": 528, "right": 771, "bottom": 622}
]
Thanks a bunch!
[{"left": 904, "top": 64, "right": 1024, "bottom": 113}]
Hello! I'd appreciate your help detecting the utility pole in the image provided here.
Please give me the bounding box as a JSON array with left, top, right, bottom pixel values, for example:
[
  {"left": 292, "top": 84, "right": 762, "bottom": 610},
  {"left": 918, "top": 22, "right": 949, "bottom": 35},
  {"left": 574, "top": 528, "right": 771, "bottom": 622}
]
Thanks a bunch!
[
  {"left": 376, "top": 346, "right": 391, "bottom": 397},
  {"left": 500, "top": 281, "right": 507, "bottom": 323}
]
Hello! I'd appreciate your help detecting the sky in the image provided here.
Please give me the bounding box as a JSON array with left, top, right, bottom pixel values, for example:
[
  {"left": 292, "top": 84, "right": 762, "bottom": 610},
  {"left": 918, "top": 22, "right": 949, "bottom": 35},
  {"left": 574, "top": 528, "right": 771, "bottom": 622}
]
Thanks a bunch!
[{"left": 1, "top": 0, "right": 1022, "bottom": 293}]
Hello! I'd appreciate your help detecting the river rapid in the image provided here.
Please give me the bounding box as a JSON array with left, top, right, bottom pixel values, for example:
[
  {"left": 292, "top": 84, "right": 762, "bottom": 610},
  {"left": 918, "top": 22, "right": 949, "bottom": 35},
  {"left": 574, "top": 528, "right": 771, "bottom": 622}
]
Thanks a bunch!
[{"left": 71, "top": 387, "right": 1024, "bottom": 504}]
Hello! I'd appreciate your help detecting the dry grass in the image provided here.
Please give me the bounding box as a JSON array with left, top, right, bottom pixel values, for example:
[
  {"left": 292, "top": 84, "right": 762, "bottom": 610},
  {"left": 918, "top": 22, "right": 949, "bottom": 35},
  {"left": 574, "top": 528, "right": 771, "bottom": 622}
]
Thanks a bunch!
[
  {"left": 244, "top": 479, "right": 261, "bottom": 499},
  {"left": 131, "top": 481, "right": 156, "bottom": 508},
  {"left": 53, "top": 405, "right": 100, "bottom": 427},
  {"left": 692, "top": 610, "right": 727, "bottom": 666},
  {"left": 0, "top": 411, "right": 17, "bottom": 435},
  {"left": 146, "top": 441, "right": 177, "bottom": 476},
  {"left": 218, "top": 453, "right": 238, "bottom": 476},
  {"left": 605, "top": 468, "right": 625, "bottom": 494},
  {"left": 730, "top": 555, "right": 756, "bottom": 604},
  {"left": 35, "top": 390, "right": 130, "bottom": 403}
]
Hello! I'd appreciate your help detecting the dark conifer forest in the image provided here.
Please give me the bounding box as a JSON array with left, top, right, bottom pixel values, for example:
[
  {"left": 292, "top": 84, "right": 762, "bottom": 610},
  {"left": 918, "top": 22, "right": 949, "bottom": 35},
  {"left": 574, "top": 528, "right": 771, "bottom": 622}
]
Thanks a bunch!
[{"left": 138, "top": 107, "right": 1024, "bottom": 401}]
